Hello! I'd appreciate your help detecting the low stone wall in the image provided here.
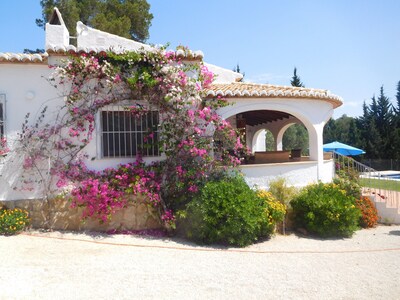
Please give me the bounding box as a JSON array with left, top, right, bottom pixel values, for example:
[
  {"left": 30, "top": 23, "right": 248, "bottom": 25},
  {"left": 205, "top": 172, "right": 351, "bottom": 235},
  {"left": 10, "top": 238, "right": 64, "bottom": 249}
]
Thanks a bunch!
[{"left": 0, "top": 196, "right": 162, "bottom": 232}]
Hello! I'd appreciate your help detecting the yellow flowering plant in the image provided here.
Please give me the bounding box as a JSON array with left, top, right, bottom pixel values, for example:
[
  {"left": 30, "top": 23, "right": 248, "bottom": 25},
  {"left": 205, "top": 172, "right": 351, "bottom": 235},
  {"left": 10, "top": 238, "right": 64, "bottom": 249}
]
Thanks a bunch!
[
  {"left": 257, "top": 190, "right": 286, "bottom": 229},
  {"left": 0, "top": 207, "right": 30, "bottom": 235}
]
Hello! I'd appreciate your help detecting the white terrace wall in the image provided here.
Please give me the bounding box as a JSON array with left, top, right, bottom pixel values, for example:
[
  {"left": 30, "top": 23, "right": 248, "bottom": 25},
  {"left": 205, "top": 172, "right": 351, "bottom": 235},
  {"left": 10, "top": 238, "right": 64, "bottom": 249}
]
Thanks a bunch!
[{"left": 241, "top": 159, "right": 334, "bottom": 189}]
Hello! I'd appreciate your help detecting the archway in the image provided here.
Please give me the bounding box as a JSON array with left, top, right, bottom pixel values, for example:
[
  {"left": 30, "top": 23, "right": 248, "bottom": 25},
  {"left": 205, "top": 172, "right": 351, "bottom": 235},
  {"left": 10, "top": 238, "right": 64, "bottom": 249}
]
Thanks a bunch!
[
  {"left": 282, "top": 123, "right": 309, "bottom": 156},
  {"left": 218, "top": 100, "right": 328, "bottom": 162},
  {"left": 252, "top": 129, "right": 275, "bottom": 152}
]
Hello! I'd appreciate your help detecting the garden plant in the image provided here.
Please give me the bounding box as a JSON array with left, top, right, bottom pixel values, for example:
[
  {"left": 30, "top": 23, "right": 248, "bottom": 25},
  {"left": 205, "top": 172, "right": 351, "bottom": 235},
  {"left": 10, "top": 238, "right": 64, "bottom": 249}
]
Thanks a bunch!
[
  {"left": 291, "top": 182, "right": 361, "bottom": 237},
  {"left": 0, "top": 206, "right": 30, "bottom": 235},
  {"left": 179, "top": 174, "right": 285, "bottom": 247}
]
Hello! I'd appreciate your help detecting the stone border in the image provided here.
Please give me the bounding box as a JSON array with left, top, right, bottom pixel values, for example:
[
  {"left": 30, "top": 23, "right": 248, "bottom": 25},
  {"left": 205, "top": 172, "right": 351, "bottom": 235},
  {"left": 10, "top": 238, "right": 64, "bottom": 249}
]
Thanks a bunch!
[{"left": 0, "top": 196, "right": 162, "bottom": 232}]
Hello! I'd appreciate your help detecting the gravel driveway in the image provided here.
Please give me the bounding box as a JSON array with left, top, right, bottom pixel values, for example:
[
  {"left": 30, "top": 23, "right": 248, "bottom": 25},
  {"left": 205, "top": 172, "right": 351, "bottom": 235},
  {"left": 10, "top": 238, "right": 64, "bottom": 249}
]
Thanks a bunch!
[{"left": 1, "top": 225, "right": 400, "bottom": 299}]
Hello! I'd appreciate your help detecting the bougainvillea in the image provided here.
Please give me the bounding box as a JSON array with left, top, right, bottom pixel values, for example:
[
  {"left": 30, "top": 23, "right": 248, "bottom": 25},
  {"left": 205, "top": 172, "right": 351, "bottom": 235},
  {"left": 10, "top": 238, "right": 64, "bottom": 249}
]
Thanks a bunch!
[{"left": 14, "top": 46, "right": 247, "bottom": 227}]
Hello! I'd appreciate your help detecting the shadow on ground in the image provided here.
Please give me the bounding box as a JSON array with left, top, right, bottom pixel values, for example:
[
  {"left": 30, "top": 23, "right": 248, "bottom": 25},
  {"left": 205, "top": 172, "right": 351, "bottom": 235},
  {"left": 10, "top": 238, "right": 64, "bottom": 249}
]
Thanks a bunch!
[{"left": 388, "top": 230, "right": 400, "bottom": 236}]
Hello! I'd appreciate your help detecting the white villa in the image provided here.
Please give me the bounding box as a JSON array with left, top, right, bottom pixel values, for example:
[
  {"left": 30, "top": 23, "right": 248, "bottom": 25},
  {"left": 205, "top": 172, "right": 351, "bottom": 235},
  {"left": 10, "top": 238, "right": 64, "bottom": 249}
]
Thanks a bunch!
[{"left": 0, "top": 8, "right": 342, "bottom": 203}]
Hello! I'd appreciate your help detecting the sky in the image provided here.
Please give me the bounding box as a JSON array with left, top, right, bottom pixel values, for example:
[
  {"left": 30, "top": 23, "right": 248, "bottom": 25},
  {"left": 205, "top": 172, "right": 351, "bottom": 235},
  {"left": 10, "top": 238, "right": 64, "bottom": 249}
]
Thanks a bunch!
[{"left": 1, "top": 0, "right": 400, "bottom": 118}]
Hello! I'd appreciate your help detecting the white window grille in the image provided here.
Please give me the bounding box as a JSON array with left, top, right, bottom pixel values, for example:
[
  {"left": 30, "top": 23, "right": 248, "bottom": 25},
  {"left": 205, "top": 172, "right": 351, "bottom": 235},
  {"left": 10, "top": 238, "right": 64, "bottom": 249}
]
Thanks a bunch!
[{"left": 101, "top": 107, "right": 160, "bottom": 157}]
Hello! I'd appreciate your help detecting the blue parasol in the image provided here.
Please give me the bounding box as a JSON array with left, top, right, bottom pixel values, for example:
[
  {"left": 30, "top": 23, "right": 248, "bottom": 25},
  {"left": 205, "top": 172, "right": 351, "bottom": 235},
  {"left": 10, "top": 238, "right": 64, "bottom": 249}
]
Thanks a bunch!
[{"left": 323, "top": 141, "right": 366, "bottom": 156}]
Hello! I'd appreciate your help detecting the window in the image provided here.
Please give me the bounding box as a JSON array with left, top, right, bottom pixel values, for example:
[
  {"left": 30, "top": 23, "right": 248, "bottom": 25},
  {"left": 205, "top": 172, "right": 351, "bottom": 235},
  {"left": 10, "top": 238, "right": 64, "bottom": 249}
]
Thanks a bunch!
[
  {"left": 101, "top": 108, "right": 160, "bottom": 157},
  {"left": 0, "top": 94, "right": 5, "bottom": 138}
]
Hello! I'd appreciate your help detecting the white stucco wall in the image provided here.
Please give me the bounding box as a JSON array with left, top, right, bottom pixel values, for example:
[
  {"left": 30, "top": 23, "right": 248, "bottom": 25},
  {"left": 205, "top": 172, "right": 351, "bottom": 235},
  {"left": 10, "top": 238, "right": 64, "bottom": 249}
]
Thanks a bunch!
[
  {"left": 76, "top": 22, "right": 152, "bottom": 52},
  {"left": 240, "top": 159, "right": 334, "bottom": 190},
  {"left": 0, "top": 63, "right": 63, "bottom": 200}
]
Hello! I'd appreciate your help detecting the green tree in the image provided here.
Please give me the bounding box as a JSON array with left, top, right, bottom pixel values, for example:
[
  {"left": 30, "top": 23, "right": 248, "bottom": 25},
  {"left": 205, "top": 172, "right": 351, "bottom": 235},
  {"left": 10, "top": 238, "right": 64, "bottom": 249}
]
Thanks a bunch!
[
  {"left": 36, "top": 0, "right": 153, "bottom": 42},
  {"left": 362, "top": 118, "right": 382, "bottom": 159},
  {"left": 290, "top": 67, "right": 304, "bottom": 88},
  {"left": 333, "top": 115, "right": 359, "bottom": 145},
  {"left": 357, "top": 95, "right": 385, "bottom": 159},
  {"left": 282, "top": 124, "right": 309, "bottom": 155},
  {"left": 375, "top": 86, "right": 394, "bottom": 158},
  {"left": 264, "top": 130, "right": 275, "bottom": 151},
  {"left": 396, "top": 81, "right": 400, "bottom": 115},
  {"left": 323, "top": 118, "right": 337, "bottom": 143},
  {"left": 376, "top": 86, "right": 393, "bottom": 134},
  {"left": 348, "top": 119, "right": 361, "bottom": 148}
]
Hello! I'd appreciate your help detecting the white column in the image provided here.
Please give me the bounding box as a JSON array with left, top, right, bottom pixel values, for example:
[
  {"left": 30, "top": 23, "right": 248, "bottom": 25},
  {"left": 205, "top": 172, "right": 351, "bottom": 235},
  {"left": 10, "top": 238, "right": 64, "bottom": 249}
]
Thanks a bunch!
[{"left": 308, "top": 124, "right": 324, "bottom": 181}]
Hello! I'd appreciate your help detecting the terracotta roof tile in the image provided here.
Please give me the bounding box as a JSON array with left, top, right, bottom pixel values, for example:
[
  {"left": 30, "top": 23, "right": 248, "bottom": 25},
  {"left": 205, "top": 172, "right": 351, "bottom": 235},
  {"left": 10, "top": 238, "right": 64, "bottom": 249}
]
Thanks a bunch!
[
  {"left": 206, "top": 82, "right": 342, "bottom": 108},
  {"left": 45, "top": 45, "right": 204, "bottom": 61},
  {"left": 0, "top": 52, "right": 48, "bottom": 64}
]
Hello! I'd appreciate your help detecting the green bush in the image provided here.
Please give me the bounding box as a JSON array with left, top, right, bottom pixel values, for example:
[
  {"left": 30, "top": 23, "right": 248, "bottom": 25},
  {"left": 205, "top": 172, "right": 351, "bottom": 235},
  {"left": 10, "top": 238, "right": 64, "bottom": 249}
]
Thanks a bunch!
[
  {"left": 180, "top": 175, "right": 272, "bottom": 247},
  {"left": 291, "top": 182, "right": 361, "bottom": 237},
  {"left": 0, "top": 207, "right": 30, "bottom": 235}
]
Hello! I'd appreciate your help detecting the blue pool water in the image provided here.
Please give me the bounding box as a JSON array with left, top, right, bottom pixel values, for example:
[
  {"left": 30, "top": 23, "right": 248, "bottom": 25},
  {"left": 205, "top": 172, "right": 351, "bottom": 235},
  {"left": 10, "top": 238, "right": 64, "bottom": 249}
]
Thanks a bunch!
[
  {"left": 373, "top": 173, "right": 400, "bottom": 180},
  {"left": 386, "top": 173, "right": 400, "bottom": 179}
]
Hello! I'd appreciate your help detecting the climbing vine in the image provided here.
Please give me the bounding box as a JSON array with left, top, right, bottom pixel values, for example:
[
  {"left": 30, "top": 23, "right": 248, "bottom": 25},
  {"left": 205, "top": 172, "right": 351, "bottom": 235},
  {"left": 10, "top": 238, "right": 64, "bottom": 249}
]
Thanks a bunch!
[{"left": 13, "top": 46, "right": 247, "bottom": 227}]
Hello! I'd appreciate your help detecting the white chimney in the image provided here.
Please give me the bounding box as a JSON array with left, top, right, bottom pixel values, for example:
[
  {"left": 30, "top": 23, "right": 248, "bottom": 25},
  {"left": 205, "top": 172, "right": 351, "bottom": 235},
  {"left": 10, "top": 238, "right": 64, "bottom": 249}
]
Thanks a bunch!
[{"left": 45, "top": 7, "right": 69, "bottom": 48}]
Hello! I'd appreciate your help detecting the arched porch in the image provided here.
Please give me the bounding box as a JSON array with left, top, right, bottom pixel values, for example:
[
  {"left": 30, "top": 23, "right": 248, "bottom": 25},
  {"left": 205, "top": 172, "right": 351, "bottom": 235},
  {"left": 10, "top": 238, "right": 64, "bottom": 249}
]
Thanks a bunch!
[{"left": 212, "top": 91, "right": 340, "bottom": 188}]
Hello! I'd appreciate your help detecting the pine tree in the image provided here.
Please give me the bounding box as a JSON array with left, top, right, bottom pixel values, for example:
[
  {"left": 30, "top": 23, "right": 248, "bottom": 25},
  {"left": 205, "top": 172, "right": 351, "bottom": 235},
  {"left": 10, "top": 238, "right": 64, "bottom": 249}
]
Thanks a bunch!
[
  {"left": 363, "top": 118, "right": 382, "bottom": 159},
  {"left": 376, "top": 86, "right": 393, "bottom": 131},
  {"left": 290, "top": 67, "right": 305, "bottom": 87},
  {"left": 396, "top": 81, "right": 400, "bottom": 115},
  {"left": 391, "top": 81, "right": 400, "bottom": 159},
  {"left": 369, "top": 95, "right": 378, "bottom": 122},
  {"left": 375, "top": 86, "right": 393, "bottom": 156},
  {"left": 348, "top": 119, "right": 361, "bottom": 148}
]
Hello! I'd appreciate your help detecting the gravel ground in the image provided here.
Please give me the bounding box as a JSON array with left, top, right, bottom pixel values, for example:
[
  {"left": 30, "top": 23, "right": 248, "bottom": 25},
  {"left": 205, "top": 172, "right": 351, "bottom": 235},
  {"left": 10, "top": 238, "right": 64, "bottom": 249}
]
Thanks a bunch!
[{"left": 1, "top": 225, "right": 400, "bottom": 300}]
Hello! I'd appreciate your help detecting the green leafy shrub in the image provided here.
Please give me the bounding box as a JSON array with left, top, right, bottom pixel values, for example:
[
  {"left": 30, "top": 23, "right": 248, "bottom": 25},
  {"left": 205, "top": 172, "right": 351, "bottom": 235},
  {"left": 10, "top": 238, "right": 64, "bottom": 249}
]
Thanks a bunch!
[
  {"left": 180, "top": 175, "right": 272, "bottom": 247},
  {"left": 291, "top": 182, "right": 361, "bottom": 237},
  {"left": 0, "top": 207, "right": 30, "bottom": 235},
  {"left": 356, "top": 196, "right": 379, "bottom": 228}
]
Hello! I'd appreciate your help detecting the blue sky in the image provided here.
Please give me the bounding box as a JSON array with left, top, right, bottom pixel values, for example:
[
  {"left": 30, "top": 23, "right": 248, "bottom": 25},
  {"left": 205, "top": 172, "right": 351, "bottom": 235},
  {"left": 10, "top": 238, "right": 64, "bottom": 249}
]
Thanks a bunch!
[{"left": 1, "top": 0, "right": 400, "bottom": 118}]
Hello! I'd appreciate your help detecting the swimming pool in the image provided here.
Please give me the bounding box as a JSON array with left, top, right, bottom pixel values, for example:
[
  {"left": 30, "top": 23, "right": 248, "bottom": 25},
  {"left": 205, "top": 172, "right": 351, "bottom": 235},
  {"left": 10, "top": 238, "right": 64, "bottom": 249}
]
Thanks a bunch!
[
  {"left": 384, "top": 173, "right": 400, "bottom": 180},
  {"left": 371, "top": 173, "right": 400, "bottom": 180}
]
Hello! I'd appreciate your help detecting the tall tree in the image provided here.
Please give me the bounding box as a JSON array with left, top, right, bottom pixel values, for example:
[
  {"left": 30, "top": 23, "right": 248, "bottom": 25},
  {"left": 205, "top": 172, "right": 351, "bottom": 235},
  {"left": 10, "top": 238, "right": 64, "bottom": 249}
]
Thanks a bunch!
[
  {"left": 36, "top": 0, "right": 153, "bottom": 42},
  {"left": 348, "top": 119, "right": 361, "bottom": 148},
  {"left": 362, "top": 118, "right": 383, "bottom": 159},
  {"left": 376, "top": 86, "right": 393, "bottom": 132},
  {"left": 396, "top": 81, "right": 400, "bottom": 115},
  {"left": 290, "top": 67, "right": 304, "bottom": 88},
  {"left": 395, "top": 81, "right": 400, "bottom": 127},
  {"left": 369, "top": 95, "right": 378, "bottom": 122},
  {"left": 375, "top": 86, "right": 393, "bottom": 156}
]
